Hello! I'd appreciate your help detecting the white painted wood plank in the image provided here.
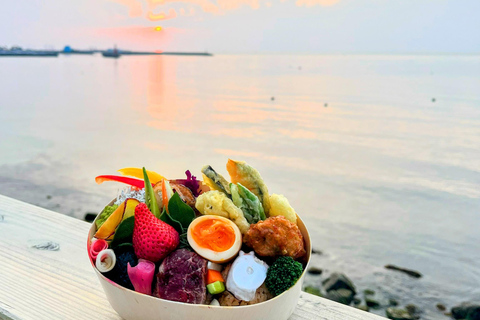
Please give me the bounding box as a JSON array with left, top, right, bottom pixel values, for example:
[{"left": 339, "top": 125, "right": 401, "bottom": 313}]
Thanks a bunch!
[{"left": 0, "top": 194, "right": 385, "bottom": 320}]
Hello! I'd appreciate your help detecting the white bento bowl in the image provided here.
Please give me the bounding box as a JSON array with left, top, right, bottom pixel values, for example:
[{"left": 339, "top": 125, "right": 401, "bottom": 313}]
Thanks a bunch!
[{"left": 87, "top": 200, "right": 311, "bottom": 320}]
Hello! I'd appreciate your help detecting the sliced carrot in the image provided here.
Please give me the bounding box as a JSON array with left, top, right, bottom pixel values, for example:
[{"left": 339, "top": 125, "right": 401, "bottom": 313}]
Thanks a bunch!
[
  {"left": 207, "top": 269, "right": 225, "bottom": 285},
  {"left": 161, "top": 179, "right": 169, "bottom": 213}
]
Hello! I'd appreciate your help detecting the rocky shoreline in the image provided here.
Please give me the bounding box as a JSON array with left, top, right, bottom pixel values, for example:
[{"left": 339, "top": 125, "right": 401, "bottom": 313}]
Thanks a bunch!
[{"left": 303, "top": 249, "right": 480, "bottom": 320}]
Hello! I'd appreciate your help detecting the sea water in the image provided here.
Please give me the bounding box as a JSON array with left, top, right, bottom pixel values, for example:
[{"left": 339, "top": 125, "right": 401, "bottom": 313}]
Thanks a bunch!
[{"left": 0, "top": 54, "right": 479, "bottom": 319}]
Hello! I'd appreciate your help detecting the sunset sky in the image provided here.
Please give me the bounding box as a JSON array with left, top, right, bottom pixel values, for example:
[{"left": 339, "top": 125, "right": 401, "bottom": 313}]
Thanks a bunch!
[{"left": 1, "top": 0, "right": 479, "bottom": 53}]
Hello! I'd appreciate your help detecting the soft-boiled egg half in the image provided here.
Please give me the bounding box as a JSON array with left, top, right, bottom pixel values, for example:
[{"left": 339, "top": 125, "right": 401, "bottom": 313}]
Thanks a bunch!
[{"left": 187, "top": 215, "right": 242, "bottom": 263}]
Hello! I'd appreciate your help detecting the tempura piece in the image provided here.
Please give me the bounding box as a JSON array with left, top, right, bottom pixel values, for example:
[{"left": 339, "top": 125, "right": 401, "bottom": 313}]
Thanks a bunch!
[
  {"left": 195, "top": 191, "right": 250, "bottom": 234},
  {"left": 226, "top": 159, "right": 271, "bottom": 216},
  {"left": 268, "top": 194, "right": 297, "bottom": 224},
  {"left": 201, "top": 165, "right": 231, "bottom": 196}
]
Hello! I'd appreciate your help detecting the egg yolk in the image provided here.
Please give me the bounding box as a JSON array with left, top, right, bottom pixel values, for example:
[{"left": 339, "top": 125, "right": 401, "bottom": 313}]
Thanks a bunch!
[{"left": 191, "top": 218, "right": 235, "bottom": 252}]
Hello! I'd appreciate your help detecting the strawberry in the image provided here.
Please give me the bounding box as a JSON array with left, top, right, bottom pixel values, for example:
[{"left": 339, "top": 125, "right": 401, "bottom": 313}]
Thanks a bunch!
[{"left": 132, "top": 203, "right": 179, "bottom": 262}]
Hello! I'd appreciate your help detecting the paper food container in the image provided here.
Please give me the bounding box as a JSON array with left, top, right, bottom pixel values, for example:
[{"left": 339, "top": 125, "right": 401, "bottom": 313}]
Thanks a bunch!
[{"left": 87, "top": 200, "right": 311, "bottom": 320}]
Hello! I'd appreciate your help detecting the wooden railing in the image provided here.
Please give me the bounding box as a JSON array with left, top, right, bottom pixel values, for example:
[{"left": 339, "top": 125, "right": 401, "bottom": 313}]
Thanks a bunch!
[{"left": 0, "top": 195, "right": 385, "bottom": 320}]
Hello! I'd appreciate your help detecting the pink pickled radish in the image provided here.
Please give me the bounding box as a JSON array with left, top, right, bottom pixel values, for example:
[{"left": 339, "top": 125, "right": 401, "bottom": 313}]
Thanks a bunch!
[
  {"left": 128, "top": 259, "right": 156, "bottom": 295},
  {"left": 89, "top": 239, "right": 108, "bottom": 262}
]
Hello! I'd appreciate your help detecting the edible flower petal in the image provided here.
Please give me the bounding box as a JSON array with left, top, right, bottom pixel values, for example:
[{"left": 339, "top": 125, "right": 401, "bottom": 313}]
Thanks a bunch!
[{"left": 127, "top": 259, "right": 156, "bottom": 295}]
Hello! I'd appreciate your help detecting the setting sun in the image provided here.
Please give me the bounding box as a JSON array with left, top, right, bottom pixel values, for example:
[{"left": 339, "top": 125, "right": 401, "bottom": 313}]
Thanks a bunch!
[{"left": 154, "top": 26, "right": 162, "bottom": 31}]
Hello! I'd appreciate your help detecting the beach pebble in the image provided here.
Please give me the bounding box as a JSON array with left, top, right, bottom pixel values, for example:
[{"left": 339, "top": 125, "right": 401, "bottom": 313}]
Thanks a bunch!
[
  {"left": 436, "top": 303, "right": 446, "bottom": 311},
  {"left": 366, "top": 297, "right": 381, "bottom": 309},
  {"left": 405, "top": 303, "right": 420, "bottom": 316},
  {"left": 307, "top": 267, "right": 322, "bottom": 275},
  {"left": 384, "top": 264, "right": 422, "bottom": 278},
  {"left": 356, "top": 305, "right": 369, "bottom": 312},
  {"left": 326, "top": 288, "right": 355, "bottom": 305},
  {"left": 303, "top": 286, "right": 321, "bottom": 297},
  {"left": 322, "top": 272, "right": 356, "bottom": 293},
  {"left": 389, "top": 298, "right": 399, "bottom": 306},
  {"left": 386, "top": 307, "right": 413, "bottom": 320},
  {"left": 451, "top": 302, "right": 480, "bottom": 320},
  {"left": 364, "top": 289, "right": 375, "bottom": 296}
]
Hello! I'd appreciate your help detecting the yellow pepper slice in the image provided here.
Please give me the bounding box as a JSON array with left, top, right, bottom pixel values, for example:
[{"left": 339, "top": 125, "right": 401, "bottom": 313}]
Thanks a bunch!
[{"left": 118, "top": 167, "right": 165, "bottom": 184}]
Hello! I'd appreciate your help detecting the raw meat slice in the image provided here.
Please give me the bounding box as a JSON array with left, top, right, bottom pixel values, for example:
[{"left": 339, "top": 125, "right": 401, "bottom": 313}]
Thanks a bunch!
[{"left": 155, "top": 249, "right": 208, "bottom": 304}]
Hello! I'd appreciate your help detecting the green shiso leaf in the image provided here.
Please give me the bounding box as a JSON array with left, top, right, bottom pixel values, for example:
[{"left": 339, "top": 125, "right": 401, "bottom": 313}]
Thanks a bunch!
[
  {"left": 159, "top": 193, "right": 195, "bottom": 249},
  {"left": 167, "top": 193, "right": 196, "bottom": 230},
  {"left": 177, "top": 233, "right": 192, "bottom": 250},
  {"left": 143, "top": 167, "right": 160, "bottom": 219},
  {"left": 110, "top": 216, "right": 135, "bottom": 248},
  {"left": 159, "top": 206, "right": 183, "bottom": 234}
]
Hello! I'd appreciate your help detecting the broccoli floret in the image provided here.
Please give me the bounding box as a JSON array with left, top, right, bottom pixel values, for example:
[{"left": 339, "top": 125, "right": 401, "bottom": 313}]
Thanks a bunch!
[
  {"left": 95, "top": 204, "right": 119, "bottom": 229},
  {"left": 265, "top": 256, "right": 303, "bottom": 296}
]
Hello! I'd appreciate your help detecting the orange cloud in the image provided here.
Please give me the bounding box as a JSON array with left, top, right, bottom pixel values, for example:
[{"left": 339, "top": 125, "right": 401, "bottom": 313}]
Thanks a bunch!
[
  {"left": 147, "top": 8, "right": 178, "bottom": 20},
  {"left": 179, "top": 7, "right": 196, "bottom": 16},
  {"left": 150, "top": 0, "right": 219, "bottom": 14},
  {"left": 216, "top": 0, "right": 261, "bottom": 11},
  {"left": 111, "top": 0, "right": 341, "bottom": 21},
  {"left": 295, "top": 0, "right": 340, "bottom": 7}
]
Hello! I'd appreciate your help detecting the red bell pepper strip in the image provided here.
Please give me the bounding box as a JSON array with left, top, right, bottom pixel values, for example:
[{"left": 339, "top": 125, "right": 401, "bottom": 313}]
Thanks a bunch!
[{"left": 95, "top": 175, "right": 154, "bottom": 189}]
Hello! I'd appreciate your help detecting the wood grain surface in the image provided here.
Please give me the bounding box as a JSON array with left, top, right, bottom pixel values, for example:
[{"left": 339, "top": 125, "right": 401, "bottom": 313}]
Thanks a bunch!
[{"left": 0, "top": 194, "right": 385, "bottom": 320}]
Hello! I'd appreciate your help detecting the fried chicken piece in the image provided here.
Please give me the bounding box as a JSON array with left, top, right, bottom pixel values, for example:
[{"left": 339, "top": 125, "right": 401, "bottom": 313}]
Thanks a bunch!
[{"left": 243, "top": 216, "right": 306, "bottom": 259}]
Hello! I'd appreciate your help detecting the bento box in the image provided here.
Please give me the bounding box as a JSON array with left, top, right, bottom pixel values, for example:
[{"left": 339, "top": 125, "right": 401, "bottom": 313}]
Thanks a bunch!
[{"left": 87, "top": 161, "right": 311, "bottom": 320}]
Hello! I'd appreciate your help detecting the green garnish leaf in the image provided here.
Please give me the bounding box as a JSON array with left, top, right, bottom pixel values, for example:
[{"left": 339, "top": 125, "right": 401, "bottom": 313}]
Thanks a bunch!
[
  {"left": 167, "top": 193, "right": 196, "bottom": 231},
  {"left": 158, "top": 193, "right": 196, "bottom": 248},
  {"left": 143, "top": 167, "right": 160, "bottom": 218},
  {"left": 177, "top": 233, "right": 192, "bottom": 250},
  {"left": 110, "top": 216, "right": 135, "bottom": 248},
  {"left": 159, "top": 206, "right": 184, "bottom": 234},
  {"left": 155, "top": 191, "right": 197, "bottom": 248}
]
